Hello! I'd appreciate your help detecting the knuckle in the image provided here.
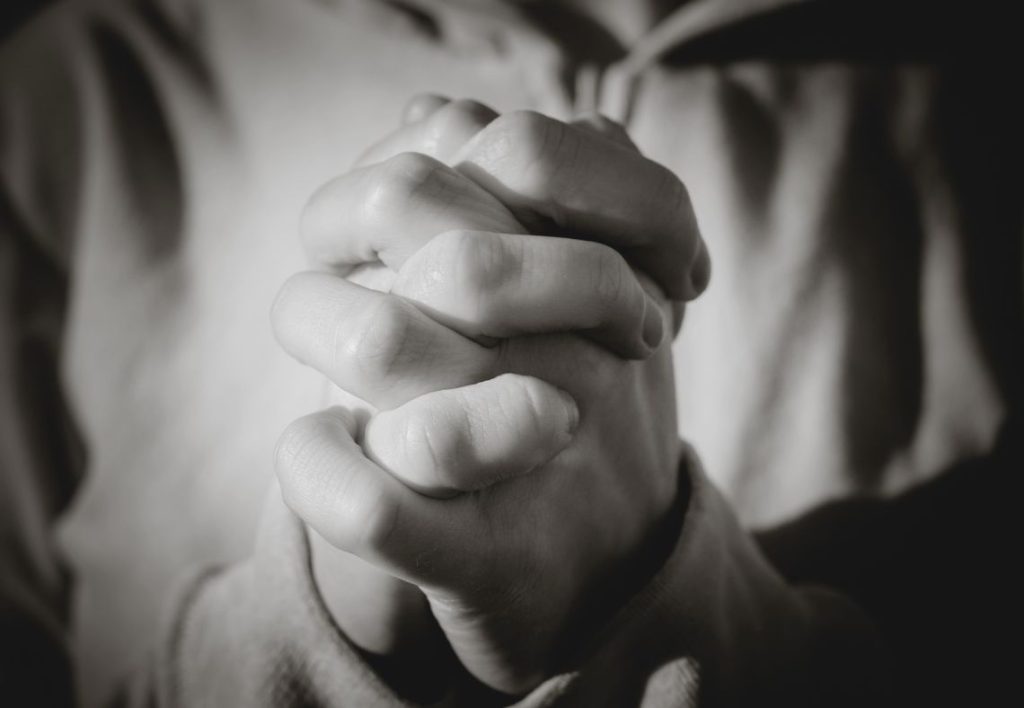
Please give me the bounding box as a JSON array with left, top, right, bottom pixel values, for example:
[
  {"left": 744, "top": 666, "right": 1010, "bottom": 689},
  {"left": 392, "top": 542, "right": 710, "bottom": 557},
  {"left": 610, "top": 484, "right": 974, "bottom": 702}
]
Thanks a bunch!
[
  {"left": 365, "top": 152, "right": 439, "bottom": 216},
  {"left": 655, "top": 167, "right": 698, "bottom": 256},
  {"left": 463, "top": 234, "right": 516, "bottom": 299},
  {"left": 403, "top": 93, "right": 448, "bottom": 123},
  {"left": 597, "top": 114, "right": 627, "bottom": 134},
  {"left": 499, "top": 110, "right": 552, "bottom": 153},
  {"left": 489, "top": 110, "right": 560, "bottom": 178},
  {"left": 431, "top": 99, "right": 495, "bottom": 141},
  {"left": 436, "top": 230, "right": 518, "bottom": 304},
  {"left": 340, "top": 297, "right": 411, "bottom": 380},
  {"left": 657, "top": 165, "right": 691, "bottom": 217},
  {"left": 578, "top": 111, "right": 614, "bottom": 133},
  {"left": 579, "top": 112, "right": 632, "bottom": 146}
]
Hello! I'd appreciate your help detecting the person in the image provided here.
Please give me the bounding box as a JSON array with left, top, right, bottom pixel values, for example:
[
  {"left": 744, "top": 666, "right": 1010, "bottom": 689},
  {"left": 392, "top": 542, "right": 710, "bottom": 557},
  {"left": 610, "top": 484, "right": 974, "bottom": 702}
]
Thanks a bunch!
[{"left": 0, "top": 0, "right": 1017, "bottom": 705}]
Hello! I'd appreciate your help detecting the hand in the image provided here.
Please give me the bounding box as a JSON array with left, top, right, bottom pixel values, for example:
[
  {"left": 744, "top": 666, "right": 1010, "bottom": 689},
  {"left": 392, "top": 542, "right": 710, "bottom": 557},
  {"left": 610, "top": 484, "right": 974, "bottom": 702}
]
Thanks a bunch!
[
  {"left": 292, "top": 95, "right": 706, "bottom": 671},
  {"left": 294, "top": 98, "right": 520, "bottom": 679},
  {"left": 273, "top": 98, "right": 707, "bottom": 693},
  {"left": 309, "top": 96, "right": 709, "bottom": 303}
]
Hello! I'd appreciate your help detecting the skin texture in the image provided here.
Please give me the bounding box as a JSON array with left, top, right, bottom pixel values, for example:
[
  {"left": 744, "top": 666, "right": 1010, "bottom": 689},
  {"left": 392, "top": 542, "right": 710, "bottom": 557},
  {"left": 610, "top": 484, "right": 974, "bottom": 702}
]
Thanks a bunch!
[{"left": 271, "top": 96, "right": 708, "bottom": 694}]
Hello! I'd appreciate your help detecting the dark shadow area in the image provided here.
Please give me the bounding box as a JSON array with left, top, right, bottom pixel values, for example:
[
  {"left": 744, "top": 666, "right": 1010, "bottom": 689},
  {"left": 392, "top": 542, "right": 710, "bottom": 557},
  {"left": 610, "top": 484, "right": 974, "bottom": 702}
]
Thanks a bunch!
[
  {"left": 758, "top": 414, "right": 1021, "bottom": 707},
  {"left": 663, "top": 0, "right": 1016, "bottom": 65},
  {"left": 824, "top": 75, "right": 925, "bottom": 489},
  {"left": 666, "top": 26, "right": 1022, "bottom": 701},
  {"left": 932, "top": 66, "right": 1023, "bottom": 417},
  {"left": 88, "top": 17, "right": 185, "bottom": 262},
  {"left": 0, "top": 611, "right": 74, "bottom": 707},
  {"left": 0, "top": 182, "right": 82, "bottom": 523},
  {"left": 715, "top": 77, "right": 781, "bottom": 220},
  {"left": 131, "top": 0, "right": 218, "bottom": 99},
  {"left": 0, "top": 171, "right": 79, "bottom": 708},
  {"left": 0, "top": 0, "right": 52, "bottom": 41}
]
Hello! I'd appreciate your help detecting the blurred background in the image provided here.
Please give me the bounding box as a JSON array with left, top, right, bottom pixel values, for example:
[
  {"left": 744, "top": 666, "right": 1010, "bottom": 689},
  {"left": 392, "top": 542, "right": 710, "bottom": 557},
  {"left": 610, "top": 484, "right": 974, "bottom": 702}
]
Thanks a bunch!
[{"left": 1, "top": 0, "right": 52, "bottom": 39}]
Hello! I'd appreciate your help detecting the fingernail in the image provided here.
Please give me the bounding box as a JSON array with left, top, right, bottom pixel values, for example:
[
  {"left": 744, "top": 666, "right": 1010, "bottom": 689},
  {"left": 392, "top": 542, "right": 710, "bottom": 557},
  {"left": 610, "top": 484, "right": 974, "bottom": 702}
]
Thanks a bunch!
[
  {"left": 684, "top": 239, "right": 711, "bottom": 301},
  {"left": 557, "top": 388, "right": 580, "bottom": 440},
  {"left": 642, "top": 297, "right": 664, "bottom": 351}
]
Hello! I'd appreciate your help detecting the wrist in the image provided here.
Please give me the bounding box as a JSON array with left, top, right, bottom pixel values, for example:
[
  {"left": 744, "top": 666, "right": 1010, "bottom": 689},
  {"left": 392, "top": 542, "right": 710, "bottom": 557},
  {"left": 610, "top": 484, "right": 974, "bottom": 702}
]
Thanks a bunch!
[
  {"left": 308, "top": 530, "right": 458, "bottom": 701},
  {"left": 585, "top": 446, "right": 810, "bottom": 702},
  {"left": 550, "top": 445, "right": 691, "bottom": 677}
]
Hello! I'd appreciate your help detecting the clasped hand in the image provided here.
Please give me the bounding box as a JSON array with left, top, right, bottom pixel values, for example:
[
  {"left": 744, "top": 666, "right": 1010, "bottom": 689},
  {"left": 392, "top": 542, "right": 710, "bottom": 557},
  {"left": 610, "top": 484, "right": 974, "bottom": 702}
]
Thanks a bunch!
[{"left": 271, "top": 96, "right": 709, "bottom": 694}]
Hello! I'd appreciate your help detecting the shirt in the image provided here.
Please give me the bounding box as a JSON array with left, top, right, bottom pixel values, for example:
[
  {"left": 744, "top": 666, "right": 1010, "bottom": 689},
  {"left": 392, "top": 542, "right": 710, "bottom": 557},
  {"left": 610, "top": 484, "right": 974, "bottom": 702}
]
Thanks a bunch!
[{"left": 0, "top": 0, "right": 1018, "bottom": 705}]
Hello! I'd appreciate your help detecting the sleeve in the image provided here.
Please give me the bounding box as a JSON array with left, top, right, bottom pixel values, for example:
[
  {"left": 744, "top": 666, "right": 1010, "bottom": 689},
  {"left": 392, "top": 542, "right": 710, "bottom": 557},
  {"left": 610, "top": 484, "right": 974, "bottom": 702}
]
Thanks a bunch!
[
  {"left": 0, "top": 174, "right": 80, "bottom": 708},
  {"left": 0, "top": 12, "right": 892, "bottom": 698},
  {"left": 122, "top": 59, "right": 1010, "bottom": 708},
  {"left": 115, "top": 484, "right": 424, "bottom": 708},
  {"left": 1, "top": 4, "right": 413, "bottom": 706},
  {"left": 0, "top": 7, "right": 86, "bottom": 706},
  {"left": 0, "top": 2, "right": 428, "bottom": 705},
  {"left": 115, "top": 448, "right": 888, "bottom": 708},
  {"left": 511, "top": 446, "right": 891, "bottom": 708}
]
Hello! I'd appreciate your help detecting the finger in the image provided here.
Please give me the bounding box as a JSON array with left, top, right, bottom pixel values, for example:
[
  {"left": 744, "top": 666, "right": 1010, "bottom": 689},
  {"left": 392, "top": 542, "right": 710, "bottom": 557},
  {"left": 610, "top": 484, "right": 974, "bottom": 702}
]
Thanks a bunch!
[
  {"left": 275, "top": 407, "right": 466, "bottom": 584},
  {"left": 271, "top": 271, "right": 497, "bottom": 409},
  {"left": 392, "top": 231, "right": 665, "bottom": 359},
  {"left": 671, "top": 301, "right": 685, "bottom": 336},
  {"left": 571, "top": 112, "right": 638, "bottom": 151},
  {"left": 401, "top": 93, "right": 451, "bottom": 125},
  {"left": 363, "top": 374, "right": 578, "bottom": 498},
  {"left": 453, "top": 110, "right": 707, "bottom": 301},
  {"left": 691, "top": 236, "right": 711, "bottom": 296},
  {"left": 301, "top": 152, "right": 523, "bottom": 272},
  {"left": 358, "top": 99, "right": 499, "bottom": 166}
]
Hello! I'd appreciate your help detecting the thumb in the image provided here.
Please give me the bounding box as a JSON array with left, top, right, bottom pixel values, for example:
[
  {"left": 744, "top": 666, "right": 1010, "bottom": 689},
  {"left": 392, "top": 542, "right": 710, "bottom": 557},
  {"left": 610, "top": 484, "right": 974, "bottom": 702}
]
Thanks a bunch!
[{"left": 362, "top": 374, "right": 579, "bottom": 498}]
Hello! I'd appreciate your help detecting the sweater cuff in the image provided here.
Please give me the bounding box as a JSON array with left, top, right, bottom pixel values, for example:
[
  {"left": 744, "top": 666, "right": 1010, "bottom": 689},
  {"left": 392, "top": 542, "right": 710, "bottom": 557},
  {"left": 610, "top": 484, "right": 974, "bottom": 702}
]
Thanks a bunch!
[
  {"left": 156, "top": 484, "right": 420, "bottom": 707},
  {"left": 149, "top": 454, "right": 882, "bottom": 707},
  {"left": 517, "top": 444, "right": 880, "bottom": 707}
]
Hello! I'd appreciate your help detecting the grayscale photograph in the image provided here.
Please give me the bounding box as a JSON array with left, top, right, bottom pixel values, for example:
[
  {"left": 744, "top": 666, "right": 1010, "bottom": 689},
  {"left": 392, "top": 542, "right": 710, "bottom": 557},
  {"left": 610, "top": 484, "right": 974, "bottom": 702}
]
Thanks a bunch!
[{"left": 0, "top": 0, "right": 1017, "bottom": 705}]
